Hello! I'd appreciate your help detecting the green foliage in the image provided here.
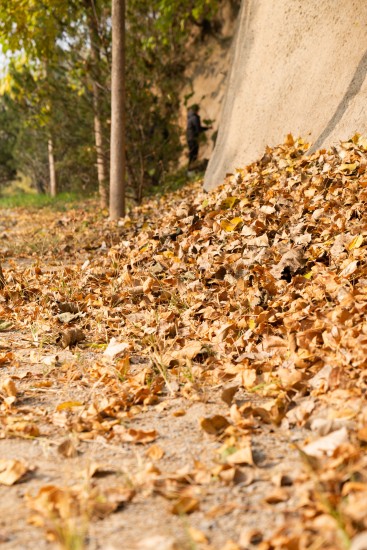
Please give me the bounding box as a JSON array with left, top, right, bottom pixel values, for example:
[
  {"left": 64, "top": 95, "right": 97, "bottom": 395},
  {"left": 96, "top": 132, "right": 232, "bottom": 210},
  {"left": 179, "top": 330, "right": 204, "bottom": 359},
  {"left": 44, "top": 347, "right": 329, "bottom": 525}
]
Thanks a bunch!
[{"left": 0, "top": 0, "right": 221, "bottom": 200}]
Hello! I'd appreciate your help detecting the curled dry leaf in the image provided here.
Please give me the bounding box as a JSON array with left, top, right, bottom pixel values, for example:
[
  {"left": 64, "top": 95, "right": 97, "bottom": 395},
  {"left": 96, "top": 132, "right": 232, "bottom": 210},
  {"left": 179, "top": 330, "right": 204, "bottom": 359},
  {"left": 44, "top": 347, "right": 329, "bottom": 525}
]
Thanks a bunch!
[
  {"left": 7, "top": 421, "right": 40, "bottom": 438},
  {"left": 239, "top": 528, "right": 263, "bottom": 547},
  {"left": 200, "top": 415, "right": 230, "bottom": 435},
  {"left": 145, "top": 444, "right": 165, "bottom": 460},
  {"left": 264, "top": 488, "right": 290, "bottom": 504},
  {"left": 0, "top": 459, "right": 29, "bottom": 485},
  {"left": 0, "top": 352, "right": 14, "bottom": 366},
  {"left": 171, "top": 496, "right": 199, "bottom": 515},
  {"left": 113, "top": 426, "right": 158, "bottom": 444},
  {"left": 1, "top": 378, "right": 17, "bottom": 397},
  {"left": 91, "top": 486, "right": 135, "bottom": 519},
  {"left": 221, "top": 385, "right": 239, "bottom": 406},
  {"left": 57, "top": 311, "right": 84, "bottom": 323},
  {"left": 57, "top": 439, "right": 78, "bottom": 458},
  {"left": 56, "top": 328, "right": 85, "bottom": 348},
  {"left": 58, "top": 301, "right": 80, "bottom": 314},
  {"left": 103, "top": 338, "right": 129, "bottom": 359},
  {"left": 302, "top": 427, "right": 349, "bottom": 458},
  {"left": 226, "top": 442, "right": 254, "bottom": 466}
]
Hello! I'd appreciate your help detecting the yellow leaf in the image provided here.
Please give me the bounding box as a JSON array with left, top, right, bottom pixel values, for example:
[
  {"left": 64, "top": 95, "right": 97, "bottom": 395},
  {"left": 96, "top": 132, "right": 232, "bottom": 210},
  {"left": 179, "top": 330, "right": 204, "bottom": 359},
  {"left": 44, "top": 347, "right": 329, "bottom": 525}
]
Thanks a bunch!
[
  {"left": 248, "top": 319, "right": 256, "bottom": 330},
  {"left": 239, "top": 198, "right": 250, "bottom": 208},
  {"left": 348, "top": 235, "right": 364, "bottom": 250},
  {"left": 56, "top": 401, "right": 83, "bottom": 411},
  {"left": 303, "top": 272, "right": 313, "bottom": 279},
  {"left": 220, "top": 217, "right": 243, "bottom": 232},
  {"left": 187, "top": 527, "right": 208, "bottom": 544},
  {"left": 220, "top": 196, "right": 239, "bottom": 210},
  {"left": 340, "top": 163, "right": 358, "bottom": 173}
]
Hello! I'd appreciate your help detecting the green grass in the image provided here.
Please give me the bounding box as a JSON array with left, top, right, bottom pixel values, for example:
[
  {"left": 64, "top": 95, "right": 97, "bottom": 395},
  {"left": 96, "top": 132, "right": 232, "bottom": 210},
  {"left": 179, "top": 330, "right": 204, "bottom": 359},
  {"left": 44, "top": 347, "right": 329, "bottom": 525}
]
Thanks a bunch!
[{"left": 0, "top": 192, "right": 87, "bottom": 211}]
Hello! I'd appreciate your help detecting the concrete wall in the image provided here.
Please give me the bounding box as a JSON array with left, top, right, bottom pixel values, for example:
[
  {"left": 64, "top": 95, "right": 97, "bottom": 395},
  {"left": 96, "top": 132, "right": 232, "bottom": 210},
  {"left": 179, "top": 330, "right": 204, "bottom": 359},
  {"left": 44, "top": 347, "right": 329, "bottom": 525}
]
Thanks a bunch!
[{"left": 204, "top": 0, "right": 367, "bottom": 190}]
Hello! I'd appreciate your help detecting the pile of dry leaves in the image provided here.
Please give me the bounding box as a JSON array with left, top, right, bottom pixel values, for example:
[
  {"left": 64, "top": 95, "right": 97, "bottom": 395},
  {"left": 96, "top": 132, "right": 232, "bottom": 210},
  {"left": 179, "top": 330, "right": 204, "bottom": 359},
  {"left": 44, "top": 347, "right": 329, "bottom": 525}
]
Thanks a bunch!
[{"left": 1, "top": 134, "right": 367, "bottom": 549}]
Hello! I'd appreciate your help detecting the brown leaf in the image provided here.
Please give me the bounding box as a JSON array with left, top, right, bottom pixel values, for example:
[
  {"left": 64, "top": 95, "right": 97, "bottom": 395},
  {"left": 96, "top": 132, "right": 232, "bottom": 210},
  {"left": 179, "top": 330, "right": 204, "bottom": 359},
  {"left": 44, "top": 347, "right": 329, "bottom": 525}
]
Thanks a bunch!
[
  {"left": 226, "top": 442, "right": 254, "bottom": 466},
  {"left": 56, "top": 328, "right": 85, "bottom": 348},
  {"left": 113, "top": 427, "right": 158, "bottom": 444},
  {"left": 171, "top": 496, "right": 199, "bottom": 515},
  {"left": 2, "top": 378, "right": 17, "bottom": 397},
  {"left": 200, "top": 415, "right": 230, "bottom": 435},
  {"left": 0, "top": 459, "right": 28, "bottom": 485},
  {"left": 221, "top": 385, "right": 239, "bottom": 406},
  {"left": 264, "top": 488, "right": 290, "bottom": 504},
  {"left": 239, "top": 528, "right": 263, "bottom": 547},
  {"left": 145, "top": 444, "right": 165, "bottom": 461},
  {"left": 57, "top": 439, "right": 78, "bottom": 458}
]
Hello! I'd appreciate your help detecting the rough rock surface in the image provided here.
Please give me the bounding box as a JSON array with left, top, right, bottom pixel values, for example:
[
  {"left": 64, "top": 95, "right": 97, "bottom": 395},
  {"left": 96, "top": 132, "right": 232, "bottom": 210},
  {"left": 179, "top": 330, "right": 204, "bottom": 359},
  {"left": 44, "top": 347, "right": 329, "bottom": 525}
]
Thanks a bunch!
[{"left": 204, "top": 0, "right": 367, "bottom": 190}]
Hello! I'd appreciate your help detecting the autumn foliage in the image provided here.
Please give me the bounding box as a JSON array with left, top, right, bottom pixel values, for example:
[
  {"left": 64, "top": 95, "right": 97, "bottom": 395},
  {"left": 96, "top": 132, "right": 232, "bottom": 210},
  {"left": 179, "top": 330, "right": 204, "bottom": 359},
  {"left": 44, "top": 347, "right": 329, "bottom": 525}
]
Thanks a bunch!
[{"left": 1, "top": 135, "right": 367, "bottom": 548}]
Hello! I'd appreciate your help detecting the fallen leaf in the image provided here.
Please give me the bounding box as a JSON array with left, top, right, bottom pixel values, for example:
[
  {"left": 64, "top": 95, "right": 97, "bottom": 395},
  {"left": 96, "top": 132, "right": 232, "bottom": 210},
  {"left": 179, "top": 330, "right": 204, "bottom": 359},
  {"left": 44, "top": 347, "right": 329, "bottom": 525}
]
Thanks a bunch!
[
  {"left": 56, "top": 328, "right": 85, "bottom": 348},
  {"left": 103, "top": 338, "right": 130, "bottom": 359},
  {"left": 145, "top": 444, "right": 165, "bottom": 460},
  {"left": 302, "top": 427, "right": 349, "bottom": 458},
  {"left": 56, "top": 401, "right": 83, "bottom": 411},
  {"left": 171, "top": 496, "right": 199, "bottom": 515},
  {"left": 221, "top": 385, "right": 239, "bottom": 406},
  {"left": 264, "top": 488, "right": 290, "bottom": 504},
  {"left": 57, "top": 439, "right": 78, "bottom": 458},
  {"left": 220, "top": 217, "right": 243, "bottom": 232},
  {"left": 113, "top": 427, "right": 158, "bottom": 444},
  {"left": 0, "top": 459, "right": 29, "bottom": 485},
  {"left": 226, "top": 442, "right": 254, "bottom": 466},
  {"left": 2, "top": 378, "right": 17, "bottom": 397},
  {"left": 200, "top": 415, "right": 230, "bottom": 435},
  {"left": 348, "top": 234, "right": 364, "bottom": 250}
]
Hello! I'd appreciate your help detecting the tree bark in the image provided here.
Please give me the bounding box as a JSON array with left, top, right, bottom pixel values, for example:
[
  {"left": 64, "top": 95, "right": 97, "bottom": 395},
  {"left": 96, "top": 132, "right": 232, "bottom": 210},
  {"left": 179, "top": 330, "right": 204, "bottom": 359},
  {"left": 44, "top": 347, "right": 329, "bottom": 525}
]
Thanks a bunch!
[
  {"left": 109, "top": 0, "right": 126, "bottom": 219},
  {"left": 48, "top": 137, "right": 57, "bottom": 197},
  {"left": 0, "top": 263, "right": 4, "bottom": 289},
  {"left": 85, "top": 0, "right": 108, "bottom": 209},
  {"left": 93, "top": 81, "right": 108, "bottom": 208}
]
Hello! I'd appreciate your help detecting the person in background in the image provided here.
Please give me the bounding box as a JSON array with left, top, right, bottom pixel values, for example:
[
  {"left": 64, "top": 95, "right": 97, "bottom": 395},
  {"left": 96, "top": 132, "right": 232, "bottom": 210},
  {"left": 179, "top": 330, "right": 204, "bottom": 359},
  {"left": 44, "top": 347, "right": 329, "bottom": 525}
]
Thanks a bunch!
[{"left": 186, "top": 104, "right": 211, "bottom": 167}]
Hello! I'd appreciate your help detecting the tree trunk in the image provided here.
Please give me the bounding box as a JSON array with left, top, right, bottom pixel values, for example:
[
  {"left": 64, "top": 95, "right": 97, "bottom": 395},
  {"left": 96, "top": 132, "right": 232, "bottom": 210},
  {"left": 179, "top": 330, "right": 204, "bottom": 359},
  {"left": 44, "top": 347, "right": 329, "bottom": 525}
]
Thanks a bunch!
[
  {"left": 85, "top": 0, "right": 108, "bottom": 209},
  {"left": 48, "top": 137, "right": 57, "bottom": 197},
  {"left": 109, "top": 0, "right": 126, "bottom": 219},
  {"left": 0, "top": 263, "right": 4, "bottom": 289},
  {"left": 93, "top": 82, "right": 108, "bottom": 208}
]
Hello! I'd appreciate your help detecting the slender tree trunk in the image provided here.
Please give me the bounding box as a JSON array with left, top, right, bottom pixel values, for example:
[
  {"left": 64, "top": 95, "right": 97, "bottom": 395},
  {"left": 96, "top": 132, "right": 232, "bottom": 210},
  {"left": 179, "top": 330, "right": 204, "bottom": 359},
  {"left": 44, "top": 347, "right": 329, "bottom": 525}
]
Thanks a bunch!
[
  {"left": 0, "top": 263, "right": 4, "bottom": 289},
  {"left": 109, "top": 0, "right": 126, "bottom": 219},
  {"left": 48, "top": 137, "right": 57, "bottom": 197},
  {"left": 92, "top": 82, "right": 108, "bottom": 208},
  {"left": 85, "top": 0, "right": 108, "bottom": 209}
]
